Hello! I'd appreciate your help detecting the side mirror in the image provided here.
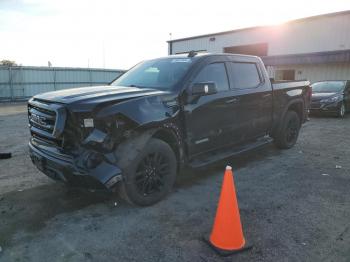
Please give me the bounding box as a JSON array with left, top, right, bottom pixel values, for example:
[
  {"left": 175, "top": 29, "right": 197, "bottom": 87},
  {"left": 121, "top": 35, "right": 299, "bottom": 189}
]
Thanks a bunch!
[{"left": 191, "top": 82, "right": 217, "bottom": 96}]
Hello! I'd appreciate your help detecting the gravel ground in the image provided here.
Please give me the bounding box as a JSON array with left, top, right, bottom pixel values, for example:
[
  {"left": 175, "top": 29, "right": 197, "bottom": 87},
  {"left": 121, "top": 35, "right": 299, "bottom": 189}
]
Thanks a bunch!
[{"left": 0, "top": 103, "right": 349, "bottom": 262}]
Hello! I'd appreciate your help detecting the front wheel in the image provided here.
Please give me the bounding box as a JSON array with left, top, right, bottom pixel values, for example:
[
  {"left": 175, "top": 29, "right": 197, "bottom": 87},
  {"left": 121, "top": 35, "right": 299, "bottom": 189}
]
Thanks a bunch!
[
  {"left": 274, "top": 111, "right": 301, "bottom": 149},
  {"left": 118, "top": 138, "right": 177, "bottom": 206},
  {"left": 338, "top": 102, "right": 345, "bottom": 118}
]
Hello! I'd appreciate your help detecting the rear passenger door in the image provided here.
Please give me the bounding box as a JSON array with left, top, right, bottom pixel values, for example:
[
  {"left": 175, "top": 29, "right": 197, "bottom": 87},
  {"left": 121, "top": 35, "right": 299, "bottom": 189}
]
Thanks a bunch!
[{"left": 226, "top": 61, "right": 273, "bottom": 140}]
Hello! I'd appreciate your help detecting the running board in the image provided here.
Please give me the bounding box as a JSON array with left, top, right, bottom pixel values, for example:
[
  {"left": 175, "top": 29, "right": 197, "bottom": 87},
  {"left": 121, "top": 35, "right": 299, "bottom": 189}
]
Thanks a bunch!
[{"left": 189, "top": 137, "right": 273, "bottom": 168}]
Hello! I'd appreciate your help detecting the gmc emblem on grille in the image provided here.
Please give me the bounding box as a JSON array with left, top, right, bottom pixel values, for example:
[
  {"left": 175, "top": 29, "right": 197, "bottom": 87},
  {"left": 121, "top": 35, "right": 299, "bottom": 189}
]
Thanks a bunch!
[{"left": 30, "top": 113, "right": 47, "bottom": 126}]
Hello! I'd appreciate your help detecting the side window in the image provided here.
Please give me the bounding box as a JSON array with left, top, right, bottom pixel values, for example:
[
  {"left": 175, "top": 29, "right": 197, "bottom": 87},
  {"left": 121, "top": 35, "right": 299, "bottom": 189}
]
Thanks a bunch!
[
  {"left": 193, "top": 63, "right": 229, "bottom": 92},
  {"left": 230, "top": 62, "right": 261, "bottom": 89}
]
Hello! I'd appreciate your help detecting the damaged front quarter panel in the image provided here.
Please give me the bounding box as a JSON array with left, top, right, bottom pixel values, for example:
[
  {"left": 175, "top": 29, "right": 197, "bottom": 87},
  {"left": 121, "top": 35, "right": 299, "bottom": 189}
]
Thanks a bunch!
[
  {"left": 72, "top": 93, "right": 183, "bottom": 189},
  {"left": 95, "top": 93, "right": 180, "bottom": 127}
]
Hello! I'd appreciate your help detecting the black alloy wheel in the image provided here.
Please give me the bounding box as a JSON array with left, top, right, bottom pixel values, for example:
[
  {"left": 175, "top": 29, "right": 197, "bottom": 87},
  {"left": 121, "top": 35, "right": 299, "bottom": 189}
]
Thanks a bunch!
[
  {"left": 274, "top": 110, "right": 301, "bottom": 149},
  {"left": 135, "top": 152, "right": 171, "bottom": 196},
  {"left": 119, "top": 138, "right": 177, "bottom": 206},
  {"left": 285, "top": 118, "right": 299, "bottom": 145}
]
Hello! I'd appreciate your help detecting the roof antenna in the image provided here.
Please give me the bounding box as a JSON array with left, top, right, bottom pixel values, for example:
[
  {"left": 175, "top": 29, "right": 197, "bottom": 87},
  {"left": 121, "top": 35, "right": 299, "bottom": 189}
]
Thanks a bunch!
[{"left": 188, "top": 50, "right": 197, "bottom": 57}]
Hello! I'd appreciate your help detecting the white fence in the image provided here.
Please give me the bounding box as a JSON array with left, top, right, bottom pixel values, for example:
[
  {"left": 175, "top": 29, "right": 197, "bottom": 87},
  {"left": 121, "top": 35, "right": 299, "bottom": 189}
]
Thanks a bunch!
[{"left": 0, "top": 66, "right": 125, "bottom": 101}]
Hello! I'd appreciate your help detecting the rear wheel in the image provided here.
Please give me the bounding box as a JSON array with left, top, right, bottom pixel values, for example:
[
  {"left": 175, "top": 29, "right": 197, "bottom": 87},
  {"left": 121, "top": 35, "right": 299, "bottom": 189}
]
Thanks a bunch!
[
  {"left": 338, "top": 102, "right": 345, "bottom": 118},
  {"left": 118, "top": 138, "right": 177, "bottom": 206},
  {"left": 274, "top": 111, "right": 301, "bottom": 149}
]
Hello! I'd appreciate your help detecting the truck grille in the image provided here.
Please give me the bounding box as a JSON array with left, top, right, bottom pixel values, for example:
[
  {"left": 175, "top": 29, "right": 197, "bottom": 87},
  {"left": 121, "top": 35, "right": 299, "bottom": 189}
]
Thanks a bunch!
[
  {"left": 28, "top": 104, "right": 56, "bottom": 133},
  {"left": 28, "top": 99, "right": 65, "bottom": 147}
]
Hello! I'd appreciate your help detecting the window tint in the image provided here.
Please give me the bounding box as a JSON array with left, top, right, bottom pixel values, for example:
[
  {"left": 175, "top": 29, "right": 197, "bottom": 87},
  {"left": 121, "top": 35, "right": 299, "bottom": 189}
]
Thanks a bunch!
[
  {"left": 230, "top": 62, "right": 261, "bottom": 89},
  {"left": 193, "top": 63, "right": 229, "bottom": 92}
]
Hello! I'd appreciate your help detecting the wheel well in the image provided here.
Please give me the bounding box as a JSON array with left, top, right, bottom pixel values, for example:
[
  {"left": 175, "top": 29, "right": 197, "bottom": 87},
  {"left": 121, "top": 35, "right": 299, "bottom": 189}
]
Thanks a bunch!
[
  {"left": 152, "top": 129, "right": 181, "bottom": 169},
  {"left": 287, "top": 102, "right": 303, "bottom": 124}
]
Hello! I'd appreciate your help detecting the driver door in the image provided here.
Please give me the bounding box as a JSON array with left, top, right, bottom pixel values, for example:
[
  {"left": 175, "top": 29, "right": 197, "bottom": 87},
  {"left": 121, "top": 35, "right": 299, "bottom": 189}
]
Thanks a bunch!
[{"left": 183, "top": 61, "right": 239, "bottom": 156}]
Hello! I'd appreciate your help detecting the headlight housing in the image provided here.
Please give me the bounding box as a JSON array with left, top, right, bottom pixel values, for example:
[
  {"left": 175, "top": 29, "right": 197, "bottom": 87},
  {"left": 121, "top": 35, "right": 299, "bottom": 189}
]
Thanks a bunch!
[
  {"left": 80, "top": 114, "right": 133, "bottom": 149},
  {"left": 320, "top": 95, "right": 342, "bottom": 103},
  {"left": 95, "top": 117, "right": 127, "bottom": 133},
  {"left": 82, "top": 129, "right": 114, "bottom": 152}
]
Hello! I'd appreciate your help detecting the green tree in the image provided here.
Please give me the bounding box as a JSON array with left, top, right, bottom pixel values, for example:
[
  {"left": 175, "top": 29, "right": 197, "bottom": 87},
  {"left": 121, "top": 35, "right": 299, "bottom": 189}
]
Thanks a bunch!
[{"left": 0, "top": 60, "right": 17, "bottom": 66}]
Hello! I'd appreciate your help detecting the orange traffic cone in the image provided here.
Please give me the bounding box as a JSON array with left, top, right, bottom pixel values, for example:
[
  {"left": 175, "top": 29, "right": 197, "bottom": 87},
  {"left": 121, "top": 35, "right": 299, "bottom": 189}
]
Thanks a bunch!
[{"left": 205, "top": 166, "right": 252, "bottom": 256}]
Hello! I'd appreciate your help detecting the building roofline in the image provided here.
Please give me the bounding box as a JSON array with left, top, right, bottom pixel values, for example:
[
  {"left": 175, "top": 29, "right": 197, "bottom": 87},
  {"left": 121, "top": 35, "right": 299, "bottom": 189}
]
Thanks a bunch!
[
  {"left": 261, "top": 48, "right": 350, "bottom": 66},
  {"left": 167, "top": 10, "right": 350, "bottom": 43}
]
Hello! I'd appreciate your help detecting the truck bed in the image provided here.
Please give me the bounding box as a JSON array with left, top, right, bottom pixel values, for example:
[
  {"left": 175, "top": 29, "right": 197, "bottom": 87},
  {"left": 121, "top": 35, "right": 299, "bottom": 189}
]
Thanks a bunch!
[{"left": 272, "top": 80, "right": 310, "bottom": 90}]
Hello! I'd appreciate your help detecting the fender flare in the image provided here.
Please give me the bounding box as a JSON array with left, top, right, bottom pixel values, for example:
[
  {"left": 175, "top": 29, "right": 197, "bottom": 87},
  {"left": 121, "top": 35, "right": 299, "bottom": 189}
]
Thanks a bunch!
[{"left": 271, "top": 98, "right": 305, "bottom": 137}]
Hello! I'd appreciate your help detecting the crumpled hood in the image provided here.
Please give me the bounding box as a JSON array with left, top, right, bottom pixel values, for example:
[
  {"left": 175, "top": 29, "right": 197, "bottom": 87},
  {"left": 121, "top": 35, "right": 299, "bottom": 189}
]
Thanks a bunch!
[
  {"left": 33, "top": 85, "right": 167, "bottom": 104},
  {"left": 311, "top": 92, "right": 339, "bottom": 102}
]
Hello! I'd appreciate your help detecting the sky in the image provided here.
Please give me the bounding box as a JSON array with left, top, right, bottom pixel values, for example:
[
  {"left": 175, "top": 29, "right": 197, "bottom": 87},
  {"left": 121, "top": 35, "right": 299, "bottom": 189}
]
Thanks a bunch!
[{"left": 0, "top": 0, "right": 349, "bottom": 69}]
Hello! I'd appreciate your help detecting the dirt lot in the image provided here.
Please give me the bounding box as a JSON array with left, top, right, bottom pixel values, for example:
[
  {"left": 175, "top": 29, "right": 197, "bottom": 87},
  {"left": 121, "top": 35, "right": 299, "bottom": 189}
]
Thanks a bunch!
[{"left": 0, "top": 103, "right": 349, "bottom": 262}]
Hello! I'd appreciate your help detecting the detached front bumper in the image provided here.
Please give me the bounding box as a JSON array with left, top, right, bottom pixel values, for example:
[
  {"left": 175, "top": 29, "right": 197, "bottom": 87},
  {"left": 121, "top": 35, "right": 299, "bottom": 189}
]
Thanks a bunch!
[{"left": 29, "top": 141, "right": 122, "bottom": 190}]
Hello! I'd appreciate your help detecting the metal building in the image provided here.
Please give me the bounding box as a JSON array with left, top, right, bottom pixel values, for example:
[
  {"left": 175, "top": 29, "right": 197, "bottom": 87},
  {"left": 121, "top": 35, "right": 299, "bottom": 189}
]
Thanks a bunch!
[
  {"left": 0, "top": 66, "right": 125, "bottom": 101},
  {"left": 168, "top": 10, "right": 350, "bottom": 83}
]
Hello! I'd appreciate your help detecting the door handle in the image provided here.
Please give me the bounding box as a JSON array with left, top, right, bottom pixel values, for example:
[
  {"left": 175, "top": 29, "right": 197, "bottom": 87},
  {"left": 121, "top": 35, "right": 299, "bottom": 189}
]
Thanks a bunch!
[
  {"left": 225, "top": 98, "right": 239, "bottom": 104},
  {"left": 262, "top": 94, "right": 272, "bottom": 98}
]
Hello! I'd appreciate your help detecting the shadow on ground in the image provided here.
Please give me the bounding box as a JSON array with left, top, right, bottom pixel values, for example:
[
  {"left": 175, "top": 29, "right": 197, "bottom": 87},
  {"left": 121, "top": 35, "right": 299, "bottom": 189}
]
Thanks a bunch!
[{"left": 0, "top": 143, "right": 279, "bottom": 248}]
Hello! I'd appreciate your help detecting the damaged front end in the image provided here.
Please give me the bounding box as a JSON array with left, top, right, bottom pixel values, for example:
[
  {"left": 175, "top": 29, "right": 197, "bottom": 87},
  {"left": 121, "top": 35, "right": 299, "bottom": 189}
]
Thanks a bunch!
[
  {"left": 28, "top": 88, "right": 181, "bottom": 191},
  {"left": 28, "top": 98, "right": 133, "bottom": 190}
]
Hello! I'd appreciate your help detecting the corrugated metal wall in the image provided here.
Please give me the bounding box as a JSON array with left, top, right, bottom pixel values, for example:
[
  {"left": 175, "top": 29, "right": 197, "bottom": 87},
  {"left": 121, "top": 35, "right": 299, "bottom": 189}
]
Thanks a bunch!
[
  {"left": 273, "top": 63, "right": 350, "bottom": 83},
  {"left": 0, "top": 66, "right": 125, "bottom": 101}
]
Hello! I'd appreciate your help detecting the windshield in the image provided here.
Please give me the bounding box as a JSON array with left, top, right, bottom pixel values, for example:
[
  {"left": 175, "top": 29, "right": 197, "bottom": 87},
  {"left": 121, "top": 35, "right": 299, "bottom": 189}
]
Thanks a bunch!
[
  {"left": 111, "top": 57, "right": 194, "bottom": 90},
  {"left": 311, "top": 81, "right": 345, "bottom": 93}
]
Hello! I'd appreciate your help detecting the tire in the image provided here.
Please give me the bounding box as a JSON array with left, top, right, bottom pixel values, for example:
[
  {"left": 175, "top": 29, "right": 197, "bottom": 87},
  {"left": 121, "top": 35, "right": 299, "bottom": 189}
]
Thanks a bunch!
[
  {"left": 338, "top": 102, "right": 345, "bottom": 118},
  {"left": 118, "top": 138, "right": 177, "bottom": 206},
  {"left": 274, "top": 111, "right": 301, "bottom": 149}
]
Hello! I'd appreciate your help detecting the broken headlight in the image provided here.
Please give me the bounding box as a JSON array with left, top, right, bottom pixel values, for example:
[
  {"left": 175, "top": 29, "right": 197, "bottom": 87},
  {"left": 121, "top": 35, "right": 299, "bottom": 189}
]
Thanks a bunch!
[{"left": 82, "top": 116, "right": 129, "bottom": 151}]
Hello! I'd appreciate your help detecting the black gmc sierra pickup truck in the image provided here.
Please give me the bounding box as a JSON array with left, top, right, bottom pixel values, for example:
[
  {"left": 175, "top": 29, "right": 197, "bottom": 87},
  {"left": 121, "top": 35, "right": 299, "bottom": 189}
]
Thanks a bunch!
[{"left": 28, "top": 53, "right": 311, "bottom": 205}]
